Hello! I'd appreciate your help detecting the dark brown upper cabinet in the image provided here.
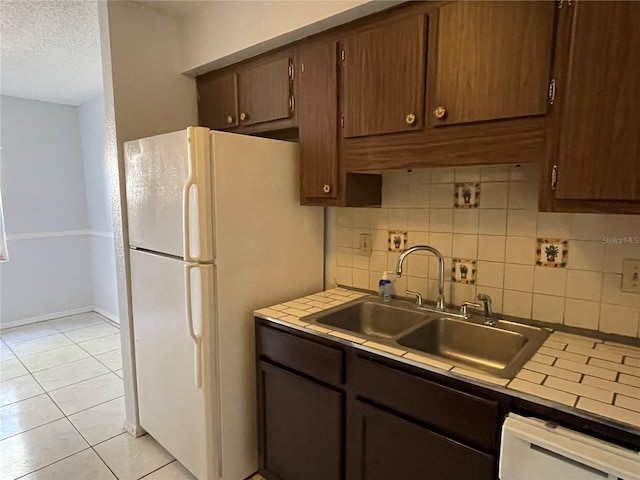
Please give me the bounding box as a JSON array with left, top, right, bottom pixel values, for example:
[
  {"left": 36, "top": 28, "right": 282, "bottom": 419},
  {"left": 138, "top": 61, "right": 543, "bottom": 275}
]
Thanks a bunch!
[
  {"left": 238, "top": 56, "right": 293, "bottom": 127},
  {"left": 297, "top": 41, "right": 339, "bottom": 203},
  {"left": 553, "top": 1, "right": 640, "bottom": 202},
  {"left": 341, "top": 15, "right": 427, "bottom": 138},
  {"left": 197, "top": 72, "right": 238, "bottom": 130},
  {"left": 431, "top": 2, "right": 555, "bottom": 126},
  {"left": 196, "top": 50, "right": 295, "bottom": 133}
]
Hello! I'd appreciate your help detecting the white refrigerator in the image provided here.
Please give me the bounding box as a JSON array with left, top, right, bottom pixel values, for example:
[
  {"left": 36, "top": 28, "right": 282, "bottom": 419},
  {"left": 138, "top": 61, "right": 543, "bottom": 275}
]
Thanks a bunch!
[{"left": 124, "top": 127, "right": 324, "bottom": 480}]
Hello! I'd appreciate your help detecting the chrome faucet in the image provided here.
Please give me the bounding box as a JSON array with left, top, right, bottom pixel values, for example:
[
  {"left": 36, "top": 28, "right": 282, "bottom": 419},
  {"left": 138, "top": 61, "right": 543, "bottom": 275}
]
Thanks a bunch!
[
  {"left": 396, "top": 245, "right": 446, "bottom": 311},
  {"left": 477, "top": 293, "right": 495, "bottom": 326}
]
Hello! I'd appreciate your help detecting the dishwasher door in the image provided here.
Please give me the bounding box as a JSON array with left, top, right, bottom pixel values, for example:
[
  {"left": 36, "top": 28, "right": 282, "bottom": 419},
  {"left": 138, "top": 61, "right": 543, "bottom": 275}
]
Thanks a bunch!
[{"left": 499, "top": 414, "right": 640, "bottom": 480}]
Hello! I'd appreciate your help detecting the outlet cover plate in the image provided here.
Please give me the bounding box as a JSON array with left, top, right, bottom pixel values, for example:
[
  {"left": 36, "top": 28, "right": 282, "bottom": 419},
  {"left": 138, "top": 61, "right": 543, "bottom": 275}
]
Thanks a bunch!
[{"left": 621, "top": 259, "right": 640, "bottom": 293}]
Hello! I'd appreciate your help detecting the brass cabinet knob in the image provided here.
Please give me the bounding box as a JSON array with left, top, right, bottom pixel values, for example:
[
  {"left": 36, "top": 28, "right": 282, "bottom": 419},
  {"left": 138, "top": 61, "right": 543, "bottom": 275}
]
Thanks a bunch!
[
  {"left": 240, "top": 112, "right": 247, "bottom": 121},
  {"left": 226, "top": 115, "right": 234, "bottom": 124},
  {"left": 434, "top": 106, "right": 447, "bottom": 120},
  {"left": 323, "top": 184, "right": 331, "bottom": 193},
  {"left": 405, "top": 113, "right": 416, "bottom": 125}
]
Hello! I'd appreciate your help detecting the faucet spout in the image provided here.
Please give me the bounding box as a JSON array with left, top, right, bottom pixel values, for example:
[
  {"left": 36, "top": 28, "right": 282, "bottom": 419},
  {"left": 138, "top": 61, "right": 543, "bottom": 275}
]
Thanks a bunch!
[{"left": 395, "top": 245, "right": 446, "bottom": 311}]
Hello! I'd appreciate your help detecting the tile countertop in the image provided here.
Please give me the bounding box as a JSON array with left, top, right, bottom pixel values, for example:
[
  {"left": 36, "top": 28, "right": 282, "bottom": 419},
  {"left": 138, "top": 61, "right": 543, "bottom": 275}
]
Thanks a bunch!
[{"left": 255, "top": 288, "right": 640, "bottom": 435}]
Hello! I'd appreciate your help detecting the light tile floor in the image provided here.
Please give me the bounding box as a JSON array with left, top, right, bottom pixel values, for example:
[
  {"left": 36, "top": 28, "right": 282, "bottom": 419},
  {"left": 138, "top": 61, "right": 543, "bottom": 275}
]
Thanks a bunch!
[{"left": 0, "top": 313, "right": 196, "bottom": 480}]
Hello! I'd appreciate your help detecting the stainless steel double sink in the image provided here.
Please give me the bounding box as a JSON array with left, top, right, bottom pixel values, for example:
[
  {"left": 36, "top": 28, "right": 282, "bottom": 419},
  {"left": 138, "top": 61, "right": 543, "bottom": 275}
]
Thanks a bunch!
[{"left": 305, "top": 296, "right": 550, "bottom": 379}]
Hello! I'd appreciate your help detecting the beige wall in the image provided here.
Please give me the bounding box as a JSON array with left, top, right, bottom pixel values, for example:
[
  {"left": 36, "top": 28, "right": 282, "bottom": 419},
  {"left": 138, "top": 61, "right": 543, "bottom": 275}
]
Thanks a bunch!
[
  {"left": 327, "top": 165, "right": 640, "bottom": 339},
  {"left": 178, "top": 1, "right": 400, "bottom": 74}
]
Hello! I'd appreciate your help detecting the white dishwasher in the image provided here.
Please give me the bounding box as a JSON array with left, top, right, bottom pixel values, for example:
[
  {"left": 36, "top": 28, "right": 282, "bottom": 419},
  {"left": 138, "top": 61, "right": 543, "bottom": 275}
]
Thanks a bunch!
[{"left": 499, "top": 414, "right": 640, "bottom": 480}]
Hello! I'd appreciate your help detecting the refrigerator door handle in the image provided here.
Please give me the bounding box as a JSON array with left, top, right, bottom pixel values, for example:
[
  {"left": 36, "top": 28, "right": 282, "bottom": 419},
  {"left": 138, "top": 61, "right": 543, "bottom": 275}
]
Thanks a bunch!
[
  {"left": 182, "top": 128, "right": 201, "bottom": 262},
  {"left": 184, "top": 264, "right": 203, "bottom": 388}
]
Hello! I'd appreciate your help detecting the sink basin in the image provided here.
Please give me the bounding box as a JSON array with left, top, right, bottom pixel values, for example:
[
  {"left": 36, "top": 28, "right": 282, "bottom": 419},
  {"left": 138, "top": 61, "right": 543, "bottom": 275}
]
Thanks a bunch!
[
  {"left": 314, "top": 301, "right": 429, "bottom": 339},
  {"left": 397, "top": 317, "right": 549, "bottom": 378}
]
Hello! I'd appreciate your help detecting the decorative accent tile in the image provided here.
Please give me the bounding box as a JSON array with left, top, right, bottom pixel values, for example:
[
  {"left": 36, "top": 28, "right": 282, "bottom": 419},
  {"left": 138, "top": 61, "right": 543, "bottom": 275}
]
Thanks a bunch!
[
  {"left": 451, "top": 258, "right": 476, "bottom": 284},
  {"left": 454, "top": 182, "right": 480, "bottom": 208},
  {"left": 388, "top": 230, "right": 408, "bottom": 253},
  {"left": 536, "top": 238, "right": 569, "bottom": 267}
]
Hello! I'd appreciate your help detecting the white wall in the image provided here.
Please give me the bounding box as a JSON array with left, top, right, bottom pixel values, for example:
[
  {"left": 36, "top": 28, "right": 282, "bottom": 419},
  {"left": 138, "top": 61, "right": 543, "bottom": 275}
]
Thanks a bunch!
[
  {"left": 79, "top": 95, "right": 118, "bottom": 321},
  {"left": 0, "top": 96, "right": 92, "bottom": 326},
  {"left": 179, "top": 0, "right": 400, "bottom": 74},
  {"left": 98, "top": 0, "right": 198, "bottom": 435}
]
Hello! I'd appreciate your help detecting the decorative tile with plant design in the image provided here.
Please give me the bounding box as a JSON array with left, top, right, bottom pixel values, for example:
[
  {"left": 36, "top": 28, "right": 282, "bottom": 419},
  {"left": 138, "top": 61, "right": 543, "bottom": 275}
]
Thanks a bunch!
[
  {"left": 452, "top": 258, "right": 477, "bottom": 284},
  {"left": 536, "top": 239, "right": 569, "bottom": 267},
  {"left": 388, "top": 231, "right": 408, "bottom": 253},
  {"left": 454, "top": 183, "right": 480, "bottom": 208}
]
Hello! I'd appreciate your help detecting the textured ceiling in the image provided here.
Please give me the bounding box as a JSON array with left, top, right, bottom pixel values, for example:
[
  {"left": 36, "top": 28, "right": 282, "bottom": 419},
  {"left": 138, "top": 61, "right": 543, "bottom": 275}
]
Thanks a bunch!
[
  {"left": 0, "top": 0, "right": 103, "bottom": 106},
  {"left": 0, "top": 0, "right": 206, "bottom": 107}
]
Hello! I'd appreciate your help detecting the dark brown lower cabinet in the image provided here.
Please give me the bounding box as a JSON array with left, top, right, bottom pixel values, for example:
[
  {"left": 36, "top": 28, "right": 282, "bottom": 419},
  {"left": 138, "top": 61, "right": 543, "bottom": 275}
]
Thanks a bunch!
[
  {"left": 348, "top": 400, "right": 495, "bottom": 480},
  {"left": 257, "top": 361, "right": 343, "bottom": 480}
]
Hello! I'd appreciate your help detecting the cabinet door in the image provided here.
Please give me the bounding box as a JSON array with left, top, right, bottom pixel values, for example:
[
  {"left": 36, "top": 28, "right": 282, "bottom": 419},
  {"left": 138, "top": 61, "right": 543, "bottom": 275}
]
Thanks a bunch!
[
  {"left": 238, "top": 56, "right": 292, "bottom": 126},
  {"left": 432, "top": 2, "right": 554, "bottom": 126},
  {"left": 257, "top": 361, "right": 343, "bottom": 480},
  {"left": 197, "top": 72, "right": 238, "bottom": 130},
  {"left": 348, "top": 401, "right": 495, "bottom": 480},
  {"left": 298, "top": 42, "right": 339, "bottom": 201},
  {"left": 342, "top": 15, "right": 427, "bottom": 138},
  {"left": 555, "top": 2, "right": 640, "bottom": 201}
]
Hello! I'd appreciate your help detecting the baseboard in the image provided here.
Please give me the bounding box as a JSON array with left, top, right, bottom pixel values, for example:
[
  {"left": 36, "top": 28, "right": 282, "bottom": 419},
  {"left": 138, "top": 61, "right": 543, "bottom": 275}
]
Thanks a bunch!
[
  {"left": 93, "top": 307, "right": 120, "bottom": 324},
  {"left": 123, "top": 420, "right": 146, "bottom": 438},
  {"left": 1, "top": 306, "right": 120, "bottom": 330},
  {"left": 0, "top": 307, "right": 94, "bottom": 330}
]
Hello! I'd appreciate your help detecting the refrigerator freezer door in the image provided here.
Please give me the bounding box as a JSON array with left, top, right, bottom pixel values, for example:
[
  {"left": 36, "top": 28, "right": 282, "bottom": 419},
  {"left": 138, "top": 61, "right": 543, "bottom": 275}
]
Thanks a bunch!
[
  {"left": 130, "top": 249, "right": 217, "bottom": 480},
  {"left": 125, "top": 127, "right": 214, "bottom": 261}
]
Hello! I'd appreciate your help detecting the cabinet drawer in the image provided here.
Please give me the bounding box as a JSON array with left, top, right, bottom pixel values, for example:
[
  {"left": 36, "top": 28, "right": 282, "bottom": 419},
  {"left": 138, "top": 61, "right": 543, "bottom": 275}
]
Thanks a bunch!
[
  {"left": 257, "top": 324, "right": 344, "bottom": 386},
  {"left": 354, "top": 356, "right": 500, "bottom": 450}
]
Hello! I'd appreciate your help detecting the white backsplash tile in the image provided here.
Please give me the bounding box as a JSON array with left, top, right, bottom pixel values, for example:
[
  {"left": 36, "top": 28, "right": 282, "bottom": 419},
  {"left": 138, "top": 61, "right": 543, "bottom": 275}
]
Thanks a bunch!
[
  {"left": 504, "top": 264, "right": 534, "bottom": 292},
  {"left": 507, "top": 210, "right": 538, "bottom": 237},
  {"left": 565, "top": 270, "right": 603, "bottom": 301},
  {"left": 329, "top": 166, "right": 640, "bottom": 338}
]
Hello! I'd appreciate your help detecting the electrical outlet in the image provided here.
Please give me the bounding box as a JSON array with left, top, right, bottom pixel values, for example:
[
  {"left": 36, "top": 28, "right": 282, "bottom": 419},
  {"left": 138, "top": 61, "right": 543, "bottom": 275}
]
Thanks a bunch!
[
  {"left": 621, "top": 259, "right": 640, "bottom": 293},
  {"left": 359, "top": 233, "right": 372, "bottom": 256}
]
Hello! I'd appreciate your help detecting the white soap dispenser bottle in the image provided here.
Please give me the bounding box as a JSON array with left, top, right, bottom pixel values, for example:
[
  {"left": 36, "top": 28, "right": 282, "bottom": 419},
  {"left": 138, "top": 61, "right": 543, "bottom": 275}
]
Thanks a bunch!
[{"left": 378, "top": 271, "right": 392, "bottom": 302}]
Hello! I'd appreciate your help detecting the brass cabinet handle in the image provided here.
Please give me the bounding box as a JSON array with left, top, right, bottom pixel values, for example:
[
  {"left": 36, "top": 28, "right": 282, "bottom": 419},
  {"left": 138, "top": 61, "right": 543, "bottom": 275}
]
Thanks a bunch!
[
  {"left": 434, "top": 106, "right": 447, "bottom": 120},
  {"left": 323, "top": 184, "right": 331, "bottom": 193},
  {"left": 226, "top": 115, "right": 234, "bottom": 124},
  {"left": 240, "top": 112, "right": 247, "bottom": 121},
  {"left": 405, "top": 113, "right": 416, "bottom": 125}
]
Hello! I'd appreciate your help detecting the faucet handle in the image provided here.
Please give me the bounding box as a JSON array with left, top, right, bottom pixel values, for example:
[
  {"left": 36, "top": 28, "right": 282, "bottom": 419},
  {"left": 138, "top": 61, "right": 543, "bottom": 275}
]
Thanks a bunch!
[
  {"left": 477, "top": 293, "right": 494, "bottom": 325},
  {"left": 405, "top": 290, "right": 423, "bottom": 307},
  {"left": 460, "top": 301, "right": 482, "bottom": 319}
]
